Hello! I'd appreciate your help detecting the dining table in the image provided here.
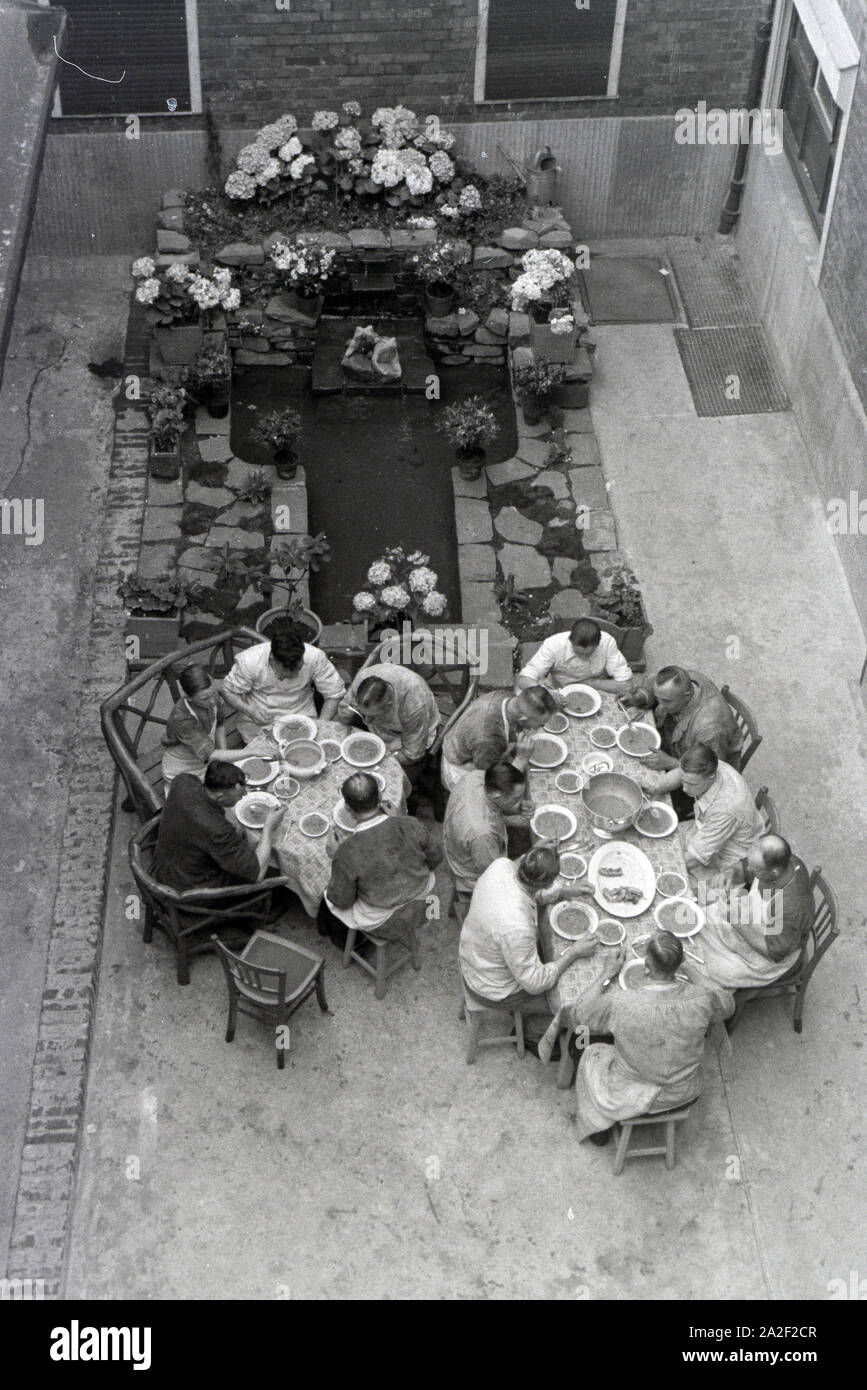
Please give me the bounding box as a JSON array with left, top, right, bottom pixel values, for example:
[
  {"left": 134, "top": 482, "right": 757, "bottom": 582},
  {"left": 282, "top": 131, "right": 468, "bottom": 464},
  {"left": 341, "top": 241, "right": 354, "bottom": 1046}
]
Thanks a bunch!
[
  {"left": 530, "top": 691, "right": 706, "bottom": 1087},
  {"left": 231, "top": 718, "right": 408, "bottom": 917}
]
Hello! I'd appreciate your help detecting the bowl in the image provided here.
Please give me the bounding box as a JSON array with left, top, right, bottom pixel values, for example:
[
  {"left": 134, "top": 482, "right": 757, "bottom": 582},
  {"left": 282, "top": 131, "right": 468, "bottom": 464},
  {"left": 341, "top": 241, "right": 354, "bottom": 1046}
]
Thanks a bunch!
[
  {"left": 528, "top": 733, "right": 569, "bottom": 770},
  {"left": 272, "top": 774, "right": 300, "bottom": 800},
  {"left": 238, "top": 755, "right": 279, "bottom": 787},
  {"left": 550, "top": 900, "right": 598, "bottom": 940},
  {"left": 530, "top": 803, "right": 578, "bottom": 843},
  {"left": 544, "top": 712, "right": 570, "bottom": 735},
  {"left": 596, "top": 918, "right": 626, "bottom": 946},
  {"left": 235, "top": 791, "right": 280, "bottom": 830},
  {"left": 581, "top": 771, "right": 644, "bottom": 836},
  {"left": 273, "top": 713, "right": 317, "bottom": 745},
  {"left": 634, "top": 801, "right": 678, "bottom": 838},
  {"left": 619, "top": 958, "right": 648, "bottom": 991},
  {"left": 341, "top": 732, "right": 386, "bottom": 768},
  {"left": 558, "top": 852, "right": 587, "bottom": 880},
  {"left": 630, "top": 932, "right": 653, "bottom": 958},
  {"left": 298, "top": 811, "right": 330, "bottom": 838},
  {"left": 653, "top": 896, "right": 705, "bottom": 938},
  {"left": 319, "top": 738, "right": 343, "bottom": 763},
  {"left": 589, "top": 724, "right": 617, "bottom": 749},
  {"left": 555, "top": 769, "right": 584, "bottom": 795},
  {"left": 333, "top": 800, "right": 359, "bottom": 832},
  {"left": 561, "top": 684, "right": 601, "bottom": 718},
  {"left": 656, "top": 870, "right": 688, "bottom": 898},
  {"left": 615, "top": 722, "right": 661, "bottom": 758},
  {"left": 581, "top": 751, "right": 614, "bottom": 778},
  {"left": 281, "top": 739, "right": 327, "bottom": 779}
]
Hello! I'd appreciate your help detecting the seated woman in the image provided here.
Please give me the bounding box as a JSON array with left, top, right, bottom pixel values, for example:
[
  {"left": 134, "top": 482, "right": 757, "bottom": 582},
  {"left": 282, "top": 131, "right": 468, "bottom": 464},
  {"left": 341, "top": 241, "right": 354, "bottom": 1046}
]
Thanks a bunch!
[
  {"left": 161, "top": 665, "right": 251, "bottom": 793},
  {"left": 539, "top": 932, "right": 733, "bottom": 1145}
]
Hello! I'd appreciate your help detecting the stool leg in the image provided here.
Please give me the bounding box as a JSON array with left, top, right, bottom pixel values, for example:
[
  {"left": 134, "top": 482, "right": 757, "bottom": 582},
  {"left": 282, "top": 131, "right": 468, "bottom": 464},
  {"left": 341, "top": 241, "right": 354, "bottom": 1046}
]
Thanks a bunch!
[
  {"left": 665, "top": 1119, "right": 676, "bottom": 1170},
  {"left": 513, "top": 1010, "right": 525, "bottom": 1059},
  {"left": 409, "top": 925, "right": 421, "bottom": 971},
  {"left": 466, "top": 1011, "right": 482, "bottom": 1064},
  {"left": 612, "top": 1123, "right": 631, "bottom": 1176},
  {"left": 458, "top": 1001, "right": 466, "bottom": 1021},
  {"left": 374, "top": 941, "right": 388, "bottom": 1000},
  {"left": 342, "top": 929, "right": 356, "bottom": 968}
]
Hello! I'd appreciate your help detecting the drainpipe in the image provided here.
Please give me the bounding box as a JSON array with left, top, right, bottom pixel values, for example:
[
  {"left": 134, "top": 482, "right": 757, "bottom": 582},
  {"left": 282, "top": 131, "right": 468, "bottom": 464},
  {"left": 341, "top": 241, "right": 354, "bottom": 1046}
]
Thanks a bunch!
[{"left": 717, "top": 15, "right": 775, "bottom": 235}]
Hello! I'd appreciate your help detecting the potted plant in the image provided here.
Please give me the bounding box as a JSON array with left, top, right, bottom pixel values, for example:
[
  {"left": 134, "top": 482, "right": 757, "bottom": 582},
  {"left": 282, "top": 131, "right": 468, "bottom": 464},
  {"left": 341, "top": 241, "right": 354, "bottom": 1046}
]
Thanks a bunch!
[
  {"left": 147, "top": 385, "right": 188, "bottom": 479},
  {"left": 351, "top": 545, "right": 448, "bottom": 637},
  {"left": 591, "top": 563, "right": 654, "bottom": 668},
  {"left": 436, "top": 396, "right": 500, "bottom": 480},
  {"left": 180, "top": 346, "right": 231, "bottom": 418},
  {"left": 509, "top": 248, "right": 579, "bottom": 362},
  {"left": 414, "top": 239, "right": 473, "bottom": 317},
  {"left": 118, "top": 574, "right": 191, "bottom": 659},
  {"left": 252, "top": 407, "right": 302, "bottom": 480},
  {"left": 131, "top": 258, "right": 240, "bottom": 365},
  {"left": 247, "top": 532, "right": 332, "bottom": 642},
  {"left": 511, "top": 360, "right": 567, "bottom": 426},
  {"left": 269, "top": 239, "right": 336, "bottom": 316}
]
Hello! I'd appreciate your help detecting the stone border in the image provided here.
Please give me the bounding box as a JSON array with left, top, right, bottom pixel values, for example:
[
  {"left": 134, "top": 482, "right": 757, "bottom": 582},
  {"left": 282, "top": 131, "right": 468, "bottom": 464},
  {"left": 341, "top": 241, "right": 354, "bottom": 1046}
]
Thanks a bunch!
[{"left": 4, "top": 402, "right": 149, "bottom": 1295}]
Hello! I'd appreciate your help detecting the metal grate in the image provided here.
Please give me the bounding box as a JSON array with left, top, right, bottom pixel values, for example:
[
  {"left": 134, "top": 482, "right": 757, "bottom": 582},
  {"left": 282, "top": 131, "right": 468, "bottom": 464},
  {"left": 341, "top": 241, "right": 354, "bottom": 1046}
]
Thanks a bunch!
[
  {"left": 578, "top": 256, "right": 678, "bottom": 324},
  {"left": 665, "top": 237, "right": 760, "bottom": 328},
  {"left": 673, "top": 326, "right": 790, "bottom": 416}
]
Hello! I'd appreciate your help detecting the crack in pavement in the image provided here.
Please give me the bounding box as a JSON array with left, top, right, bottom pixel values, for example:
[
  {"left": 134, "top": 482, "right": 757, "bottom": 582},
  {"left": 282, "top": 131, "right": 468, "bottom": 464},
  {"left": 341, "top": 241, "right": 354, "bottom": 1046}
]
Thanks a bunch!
[{"left": 2, "top": 328, "right": 69, "bottom": 494}]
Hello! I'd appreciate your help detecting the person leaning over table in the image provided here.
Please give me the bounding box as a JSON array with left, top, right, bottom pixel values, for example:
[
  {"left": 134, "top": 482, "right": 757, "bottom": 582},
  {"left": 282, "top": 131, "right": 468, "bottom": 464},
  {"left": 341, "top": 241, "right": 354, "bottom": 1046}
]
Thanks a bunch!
[
  {"left": 458, "top": 846, "right": 598, "bottom": 1043},
  {"left": 154, "top": 762, "right": 283, "bottom": 893},
  {"left": 683, "top": 834, "right": 813, "bottom": 992},
  {"left": 220, "top": 625, "right": 345, "bottom": 743},
  {"left": 336, "top": 663, "right": 440, "bottom": 787},
  {"left": 537, "top": 931, "right": 734, "bottom": 1145},
  {"left": 622, "top": 663, "right": 741, "bottom": 819},
  {"left": 515, "top": 618, "right": 633, "bottom": 697},
  {"left": 161, "top": 665, "right": 252, "bottom": 793},
  {"left": 443, "top": 761, "right": 532, "bottom": 920},
  {"left": 440, "top": 685, "right": 557, "bottom": 792},
  {"left": 675, "top": 744, "right": 764, "bottom": 892}
]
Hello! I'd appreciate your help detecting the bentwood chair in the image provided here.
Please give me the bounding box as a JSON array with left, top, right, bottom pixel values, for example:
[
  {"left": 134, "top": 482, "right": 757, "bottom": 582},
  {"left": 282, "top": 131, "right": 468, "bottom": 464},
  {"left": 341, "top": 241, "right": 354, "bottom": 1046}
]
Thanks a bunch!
[
  {"left": 720, "top": 684, "right": 763, "bottom": 772},
  {"left": 612, "top": 1104, "right": 695, "bottom": 1175},
  {"left": 727, "top": 867, "right": 839, "bottom": 1034},
  {"left": 129, "top": 817, "right": 293, "bottom": 985},
  {"left": 341, "top": 897, "right": 428, "bottom": 999},
  {"left": 212, "top": 930, "right": 328, "bottom": 1069},
  {"left": 754, "top": 786, "right": 781, "bottom": 837}
]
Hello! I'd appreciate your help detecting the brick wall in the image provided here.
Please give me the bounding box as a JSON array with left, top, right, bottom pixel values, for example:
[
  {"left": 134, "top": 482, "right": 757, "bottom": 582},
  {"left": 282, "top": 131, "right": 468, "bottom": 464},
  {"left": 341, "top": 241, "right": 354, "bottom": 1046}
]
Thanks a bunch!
[{"left": 196, "top": 0, "right": 769, "bottom": 125}]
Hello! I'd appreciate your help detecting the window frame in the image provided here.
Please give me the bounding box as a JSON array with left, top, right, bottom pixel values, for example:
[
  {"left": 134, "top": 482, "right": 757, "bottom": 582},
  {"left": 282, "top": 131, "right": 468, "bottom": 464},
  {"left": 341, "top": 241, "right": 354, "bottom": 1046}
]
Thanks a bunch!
[
  {"left": 46, "top": 0, "right": 202, "bottom": 119},
  {"left": 473, "top": 0, "right": 629, "bottom": 105}
]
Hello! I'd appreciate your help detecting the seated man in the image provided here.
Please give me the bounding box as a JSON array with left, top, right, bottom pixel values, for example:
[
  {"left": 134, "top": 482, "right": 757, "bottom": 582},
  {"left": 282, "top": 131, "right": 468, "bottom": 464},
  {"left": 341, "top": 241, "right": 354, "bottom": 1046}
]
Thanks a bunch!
[
  {"left": 221, "top": 627, "right": 345, "bottom": 742},
  {"left": 154, "top": 763, "right": 282, "bottom": 893},
  {"left": 444, "top": 761, "right": 530, "bottom": 918},
  {"left": 322, "top": 772, "right": 442, "bottom": 938},
  {"left": 161, "top": 665, "right": 251, "bottom": 791},
  {"left": 459, "top": 847, "right": 597, "bottom": 1035},
  {"left": 624, "top": 664, "right": 741, "bottom": 818},
  {"left": 516, "top": 618, "right": 632, "bottom": 695},
  {"left": 337, "top": 664, "right": 440, "bottom": 785},
  {"left": 679, "top": 744, "right": 764, "bottom": 890},
  {"left": 441, "top": 686, "right": 557, "bottom": 792},
  {"left": 684, "top": 834, "right": 813, "bottom": 990},
  {"left": 539, "top": 932, "right": 733, "bottom": 1145}
]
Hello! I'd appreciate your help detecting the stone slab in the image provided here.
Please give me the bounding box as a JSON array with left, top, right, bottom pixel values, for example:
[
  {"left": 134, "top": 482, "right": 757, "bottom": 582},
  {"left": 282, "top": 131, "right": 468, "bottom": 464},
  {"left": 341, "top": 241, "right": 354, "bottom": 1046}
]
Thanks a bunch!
[
  {"left": 461, "top": 344, "right": 505, "bottom": 359},
  {"left": 511, "top": 345, "right": 534, "bottom": 373},
  {"left": 494, "top": 506, "right": 543, "bottom": 545},
  {"left": 146, "top": 474, "right": 184, "bottom": 507},
  {"left": 220, "top": 500, "right": 264, "bottom": 525},
  {"left": 474, "top": 327, "right": 506, "bottom": 345},
  {"left": 568, "top": 466, "right": 608, "bottom": 509},
  {"left": 154, "top": 252, "right": 199, "bottom": 270},
  {"left": 516, "top": 437, "right": 551, "bottom": 469},
  {"left": 390, "top": 229, "right": 437, "bottom": 248},
  {"left": 156, "top": 208, "right": 184, "bottom": 232},
  {"left": 156, "top": 229, "right": 190, "bottom": 253},
  {"left": 440, "top": 353, "right": 470, "bottom": 366},
  {"left": 195, "top": 406, "right": 230, "bottom": 436},
  {"left": 186, "top": 482, "right": 232, "bottom": 508},
  {"left": 499, "top": 227, "right": 537, "bottom": 251},
  {"left": 348, "top": 228, "right": 390, "bottom": 248},
  {"left": 538, "top": 229, "right": 574, "bottom": 249},
  {"left": 137, "top": 543, "right": 177, "bottom": 579},
  {"left": 451, "top": 467, "right": 487, "bottom": 498},
  {"left": 178, "top": 567, "right": 218, "bottom": 590},
  {"left": 162, "top": 189, "right": 186, "bottom": 207},
  {"left": 300, "top": 230, "right": 353, "bottom": 250},
  {"left": 455, "top": 498, "right": 493, "bottom": 543},
  {"left": 581, "top": 511, "right": 618, "bottom": 553},
  {"left": 178, "top": 546, "right": 223, "bottom": 573},
  {"left": 207, "top": 526, "right": 264, "bottom": 550},
  {"left": 509, "top": 313, "right": 530, "bottom": 347},
  {"left": 460, "top": 582, "right": 502, "bottom": 625},
  {"left": 549, "top": 588, "right": 592, "bottom": 620},
  {"left": 560, "top": 408, "right": 594, "bottom": 433},
  {"left": 236, "top": 350, "right": 293, "bottom": 367},
  {"left": 455, "top": 310, "right": 480, "bottom": 337},
  {"left": 516, "top": 409, "right": 551, "bottom": 439},
  {"left": 240, "top": 337, "right": 270, "bottom": 353},
  {"left": 552, "top": 556, "right": 577, "bottom": 587},
  {"left": 458, "top": 543, "right": 496, "bottom": 582},
  {"left": 272, "top": 483, "right": 307, "bottom": 534},
  {"left": 216, "top": 242, "right": 265, "bottom": 265},
  {"left": 486, "top": 457, "right": 535, "bottom": 487},
  {"left": 565, "top": 434, "right": 601, "bottom": 467},
  {"left": 485, "top": 307, "right": 510, "bottom": 337},
  {"left": 425, "top": 313, "right": 459, "bottom": 339},
  {"left": 198, "top": 436, "right": 234, "bottom": 464},
  {"left": 532, "top": 469, "right": 570, "bottom": 499},
  {"left": 473, "top": 246, "right": 513, "bottom": 269},
  {"left": 496, "top": 543, "right": 551, "bottom": 590},
  {"left": 141, "top": 505, "right": 183, "bottom": 543}
]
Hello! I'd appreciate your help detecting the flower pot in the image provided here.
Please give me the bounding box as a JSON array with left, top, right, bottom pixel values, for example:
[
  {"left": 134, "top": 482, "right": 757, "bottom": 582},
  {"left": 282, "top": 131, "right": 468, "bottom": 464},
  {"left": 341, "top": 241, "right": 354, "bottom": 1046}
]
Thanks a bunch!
[
  {"left": 520, "top": 396, "right": 545, "bottom": 426},
  {"left": 154, "top": 323, "right": 203, "bottom": 366},
  {"left": 204, "top": 383, "right": 230, "bottom": 419},
  {"left": 255, "top": 605, "right": 323, "bottom": 645},
  {"left": 455, "top": 445, "right": 486, "bottom": 481},
  {"left": 286, "top": 288, "right": 324, "bottom": 319},
  {"left": 619, "top": 621, "right": 653, "bottom": 670},
  {"left": 530, "top": 300, "right": 554, "bottom": 325},
  {"left": 425, "top": 281, "right": 455, "bottom": 318},
  {"left": 273, "top": 447, "right": 299, "bottom": 480},
  {"left": 530, "top": 318, "right": 578, "bottom": 364},
  {"left": 149, "top": 439, "right": 182, "bottom": 480}
]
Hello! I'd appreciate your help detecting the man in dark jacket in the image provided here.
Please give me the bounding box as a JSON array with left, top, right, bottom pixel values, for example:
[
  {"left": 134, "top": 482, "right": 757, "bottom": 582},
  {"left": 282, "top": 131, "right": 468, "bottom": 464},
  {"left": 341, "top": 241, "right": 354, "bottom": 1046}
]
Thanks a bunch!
[{"left": 154, "top": 763, "right": 282, "bottom": 892}]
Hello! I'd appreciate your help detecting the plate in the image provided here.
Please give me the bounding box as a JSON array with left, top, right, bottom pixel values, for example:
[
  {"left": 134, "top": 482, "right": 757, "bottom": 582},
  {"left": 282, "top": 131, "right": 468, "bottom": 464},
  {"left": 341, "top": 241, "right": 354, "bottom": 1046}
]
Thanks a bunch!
[
  {"left": 555, "top": 769, "right": 584, "bottom": 795},
  {"left": 656, "top": 870, "right": 688, "bottom": 898},
  {"left": 319, "top": 738, "right": 343, "bottom": 763},
  {"left": 581, "top": 751, "right": 613, "bottom": 777},
  {"left": 550, "top": 900, "right": 598, "bottom": 940},
  {"left": 615, "top": 722, "right": 661, "bottom": 758},
  {"left": 543, "top": 711, "right": 570, "bottom": 734},
  {"left": 299, "top": 811, "right": 330, "bottom": 838},
  {"left": 558, "top": 852, "right": 586, "bottom": 879},
  {"left": 634, "top": 800, "right": 678, "bottom": 838},
  {"left": 333, "top": 800, "right": 360, "bottom": 832},
  {"left": 528, "top": 733, "right": 568, "bottom": 769},
  {"left": 238, "top": 756, "right": 280, "bottom": 787},
  {"left": 272, "top": 774, "right": 300, "bottom": 800},
  {"left": 619, "top": 959, "right": 647, "bottom": 991},
  {"left": 589, "top": 725, "right": 617, "bottom": 749},
  {"left": 654, "top": 896, "right": 705, "bottom": 938},
  {"left": 235, "top": 791, "right": 280, "bottom": 829},
  {"left": 561, "top": 684, "right": 601, "bottom": 718},
  {"left": 530, "top": 803, "right": 578, "bottom": 843},
  {"left": 596, "top": 917, "right": 626, "bottom": 946},
  {"left": 341, "top": 731, "right": 386, "bottom": 768},
  {"left": 630, "top": 932, "right": 653, "bottom": 958},
  {"left": 273, "top": 713, "right": 317, "bottom": 745},
  {"left": 587, "top": 840, "right": 656, "bottom": 918}
]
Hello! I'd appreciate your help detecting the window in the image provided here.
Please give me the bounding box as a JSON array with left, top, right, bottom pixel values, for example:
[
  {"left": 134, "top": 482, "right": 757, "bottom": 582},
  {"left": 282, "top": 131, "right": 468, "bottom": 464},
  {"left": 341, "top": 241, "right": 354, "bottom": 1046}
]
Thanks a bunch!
[
  {"left": 780, "top": 12, "right": 842, "bottom": 225},
  {"left": 53, "top": 0, "right": 201, "bottom": 117},
  {"left": 475, "top": 0, "right": 628, "bottom": 103}
]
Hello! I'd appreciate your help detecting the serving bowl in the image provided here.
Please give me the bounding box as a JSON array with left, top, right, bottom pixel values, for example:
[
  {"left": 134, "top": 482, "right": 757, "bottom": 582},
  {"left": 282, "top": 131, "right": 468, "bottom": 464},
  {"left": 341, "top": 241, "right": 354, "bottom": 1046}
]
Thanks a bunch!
[
  {"left": 581, "top": 771, "right": 644, "bottom": 837},
  {"left": 281, "top": 738, "right": 326, "bottom": 779}
]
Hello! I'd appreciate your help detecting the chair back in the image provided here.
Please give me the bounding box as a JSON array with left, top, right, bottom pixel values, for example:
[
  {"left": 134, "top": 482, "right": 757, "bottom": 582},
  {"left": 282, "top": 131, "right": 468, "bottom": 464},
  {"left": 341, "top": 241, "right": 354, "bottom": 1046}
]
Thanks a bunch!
[
  {"left": 806, "top": 868, "right": 839, "bottom": 959},
  {"left": 720, "top": 683, "right": 762, "bottom": 771},
  {"left": 754, "top": 786, "right": 780, "bottom": 837},
  {"left": 212, "top": 936, "right": 288, "bottom": 1007},
  {"left": 101, "top": 626, "right": 261, "bottom": 822},
  {"left": 431, "top": 675, "right": 479, "bottom": 757},
  {"left": 360, "top": 631, "right": 481, "bottom": 754}
]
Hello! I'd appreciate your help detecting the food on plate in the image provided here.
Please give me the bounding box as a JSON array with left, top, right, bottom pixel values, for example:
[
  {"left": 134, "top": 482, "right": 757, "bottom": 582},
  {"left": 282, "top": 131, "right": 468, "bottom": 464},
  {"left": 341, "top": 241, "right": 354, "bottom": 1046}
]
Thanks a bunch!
[
  {"left": 300, "top": 812, "right": 329, "bottom": 836},
  {"left": 656, "top": 899, "right": 702, "bottom": 934},
  {"left": 283, "top": 742, "right": 322, "bottom": 768},
  {"left": 243, "top": 802, "right": 269, "bottom": 827},
  {"left": 272, "top": 775, "right": 300, "bottom": 799},
  {"left": 319, "top": 739, "right": 342, "bottom": 761},
  {"left": 533, "top": 809, "right": 573, "bottom": 839},
  {"left": 241, "top": 757, "right": 274, "bottom": 780},
  {"left": 590, "top": 725, "right": 617, "bottom": 747},
  {"left": 563, "top": 688, "right": 595, "bottom": 714},
  {"left": 619, "top": 724, "right": 658, "bottom": 754},
  {"left": 555, "top": 771, "right": 583, "bottom": 793},
  {"left": 545, "top": 713, "right": 570, "bottom": 734},
  {"left": 656, "top": 871, "right": 686, "bottom": 897},
  {"left": 636, "top": 805, "right": 670, "bottom": 833},
  {"left": 598, "top": 866, "right": 624, "bottom": 878},
  {"left": 529, "top": 738, "right": 564, "bottom": 767},
  {"left": 346, "top": 736, "right": 381, "bottom": 761},
  {"left": 582, "top": 754, "right": 613, "bottom": 776},
  {"left": 602, "top": 885, "right": 644, "bottom": 905},
  {"left": 559, "top": 853, "right": 586, "bottom": 879},
  {"left": 597, "top": 919, "right": 625, "bottom": 945},
  {"left": 275, "top": 717, "right": 312, "bottom": 743},
  {"left": 556, "top": 905, "right": 594, "bottom": 938}
]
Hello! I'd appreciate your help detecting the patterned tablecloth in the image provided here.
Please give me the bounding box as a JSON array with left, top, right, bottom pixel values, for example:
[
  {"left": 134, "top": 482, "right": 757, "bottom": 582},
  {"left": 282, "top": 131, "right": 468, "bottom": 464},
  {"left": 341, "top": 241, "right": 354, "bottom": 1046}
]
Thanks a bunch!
[
  {"left": 234, "top": 720, "right": 407, "bottom": 917},
  {"left": 532, "top": 693, "right": 704, "bottom": 1015}
]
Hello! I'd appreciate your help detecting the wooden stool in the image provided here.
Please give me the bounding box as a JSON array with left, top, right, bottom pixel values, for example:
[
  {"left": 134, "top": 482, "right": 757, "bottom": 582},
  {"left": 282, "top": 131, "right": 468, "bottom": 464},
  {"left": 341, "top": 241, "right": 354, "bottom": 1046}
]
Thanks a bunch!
[
  {"left": 341, "top": 901, "right": 424, "bottom": 1000},
  {"left": 459, "top": 986, "right": 526, "bottom": 1064},
  {"left": 612, "top": 1105, "right": 693, "bottom": 1176}
]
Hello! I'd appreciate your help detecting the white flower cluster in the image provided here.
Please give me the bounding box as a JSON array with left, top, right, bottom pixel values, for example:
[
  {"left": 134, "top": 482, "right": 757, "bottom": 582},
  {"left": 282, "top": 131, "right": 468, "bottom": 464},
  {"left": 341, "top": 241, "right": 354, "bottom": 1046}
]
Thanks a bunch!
[
  {"left": 225, "top": 114, "right": 302, "bottom": 198},
  {"left": 225, "top": 170, "right": 256, "bottom": 200},
  {"left": 334, "top": 125, "right": 362, "bottom": 160},
  {"left": 380, "top": 584, "right": 411, "bottom": 610},
  {"left": 510, "top": 248, "right": 576, "bottom": 310},
  {"left": 289, "top": 153, "right": 316, "bottom": 181},
  {"left": 371, "top": 104, "right": 419, "bottom": 147},
  {"left": 353, "top": 548, "right": 446, "bottom": 622},
  {"left": 421, "top": 591, "right": 447, "bottom": 616},
  {"left": 342, "top": 100, "right": 362, "bottom": 118},
  {"left": 134, "top": 278, "right": 160, "bottom": 305},
  {"left": 132, "top": 258, "right": 240, "bottom": 314},
  {"left": 270, "top": 240, "right": 336, "bottom": 289},
  {"left": 236, "top": 142, "right": 272, "bottom": 175},
  {"left": 459, "top": 183, "right": 482, "bottom": 212},
  {"left": 277, "top": 136, "right": 303, "bottom": 161},
  {"left": 549, "top": 312, "right": 575, "bottom": 335},
  {"left": 428, "top": 150, "right": 455, "bottom": 183},
  {"left": 406, "top": 216, "right": 437, "bottom": 229},
  {"left": 312, "top": 109, "right": 339, "bottom": 131},
  {"left": 367, "top": 561, "right": 392, "bottom": 585},
  {"left": 131, "top": 256, "right": 155, "bottom": 278},
  {"left": 352, "top": 592, "right": 376, "bottom": 612},
  {"left": 408, "top": 566, "right": 437, "bottom": 594}
]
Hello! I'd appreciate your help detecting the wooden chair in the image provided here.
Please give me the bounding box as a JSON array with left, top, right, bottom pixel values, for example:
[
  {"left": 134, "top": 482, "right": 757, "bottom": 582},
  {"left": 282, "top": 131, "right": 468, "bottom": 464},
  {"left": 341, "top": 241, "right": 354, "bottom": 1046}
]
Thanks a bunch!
[
  {"left": 754, "top": 786, "right": 781, "bottom": 836},
  {"left": 212, "top": 930, "right": 328, "bottom": 1069},
  {"left": 612, "top": 1104, "right": 694, "bottom": 1175},
  {"left": 101, "top": 627, "right": 262, "bottom": 823},
  {"left": 720, "top": 683, "right": 763, "bottom": 772},
  {"left": 727, "top": 867, "right": 839, "bottom": 1034},
  {"left": 341, "top": 897, "right": 427, "bottom": 999},
  {"left": 129, "top": 816, "right": 292, "bottom": 985},
  {"left": 459, "top": 983, "right": 526, "bottom": 1064}
]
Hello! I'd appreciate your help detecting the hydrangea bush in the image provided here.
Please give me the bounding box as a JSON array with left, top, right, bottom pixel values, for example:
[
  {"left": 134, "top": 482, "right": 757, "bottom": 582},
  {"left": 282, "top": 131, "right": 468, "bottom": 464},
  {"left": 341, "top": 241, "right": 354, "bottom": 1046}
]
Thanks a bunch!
[
  {"left": 509, "top": 248, "right": 578, "bottom": 312},
  {"left": 131, "top": 258, "right": 240, "bottom": 323},
  {"left": 269, "top": 240, "right": 336, "bottom": 295},
  {"left": 352, "top": 546, "right": 448, "bottom": 627}
]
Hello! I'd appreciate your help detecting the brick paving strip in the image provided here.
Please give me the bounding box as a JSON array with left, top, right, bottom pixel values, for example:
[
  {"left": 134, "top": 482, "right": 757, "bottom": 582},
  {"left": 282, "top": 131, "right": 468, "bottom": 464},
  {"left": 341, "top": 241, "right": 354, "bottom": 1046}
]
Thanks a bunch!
[{"left": 4, "top": 318, "right": 150, "bottom": 1296}]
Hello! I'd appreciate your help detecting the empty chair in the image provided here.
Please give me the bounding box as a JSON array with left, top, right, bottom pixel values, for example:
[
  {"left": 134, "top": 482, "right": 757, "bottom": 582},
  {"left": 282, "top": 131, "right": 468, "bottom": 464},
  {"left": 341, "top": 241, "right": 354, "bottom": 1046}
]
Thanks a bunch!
[
  {"left": 212, "top": 930, "right": 328, "bottom": 1069},
  {"left": 727, "top": 867, "right": 839, "bottom": 1034},
  {"left": 754, "top": 786, "right": 781, "bottom": 836},
  {"left": 612, "top": 1104, "right": 694, "bottom": 1175},
  {"left": 342, "top": 897, "right": 427, "bottom": 999},
  {"left": 720, "top": 684, "right": 763, "bottom": 772}
]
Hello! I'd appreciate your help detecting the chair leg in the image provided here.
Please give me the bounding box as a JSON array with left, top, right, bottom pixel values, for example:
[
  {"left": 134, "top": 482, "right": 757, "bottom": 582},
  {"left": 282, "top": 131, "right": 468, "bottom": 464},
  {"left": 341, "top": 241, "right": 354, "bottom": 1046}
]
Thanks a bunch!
[
  {"left": 793, "top": 985, "right": 805, "bottom": 1034},
  {"left": 277, "top": 1028, "right": 286, "bottom": 1070},
  {"left": 513, "top": 1010, "right": 525, "bottom": 1059},
  {"left": 374, "top": 941, "right": 388, "bottom": 1000},
  {"left": 342, "top": 929, "right": 356, "bottom": 968},
  {"left": 177, "top": 938, "right": 191, "bottom": 987},
  {"left": 315, "top": 965, "right": 329, "bottom": 1013},
  {"left": 226, "top": 994, "right": 237, "bottom": 1043},
  {"left": 458, "top": 1000, "right": 466, "bottom": 1021},
  {"left": 409, "top": 925, "right": 421, "bottom": 971},
  {"left": 465, "top": 1010, "right": 482, "bottom": 1064},
  {"left": 665, "top": 1120, "right": 677, "bottom": 1170},
  {"left": 613, "top": 1123, "right": 632, "bottom": 1176}
]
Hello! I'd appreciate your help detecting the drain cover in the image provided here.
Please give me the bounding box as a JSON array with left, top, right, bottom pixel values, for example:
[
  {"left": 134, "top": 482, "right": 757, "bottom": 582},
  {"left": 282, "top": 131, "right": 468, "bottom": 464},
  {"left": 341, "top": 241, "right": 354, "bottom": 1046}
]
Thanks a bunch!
[{"left": 674, "top": 326, "right": 790, "bottom": 416}]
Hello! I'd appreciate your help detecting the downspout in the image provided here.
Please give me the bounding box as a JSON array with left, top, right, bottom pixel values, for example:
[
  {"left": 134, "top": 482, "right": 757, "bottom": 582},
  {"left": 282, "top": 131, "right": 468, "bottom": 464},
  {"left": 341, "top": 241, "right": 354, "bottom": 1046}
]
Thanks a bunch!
[{"left": 717, "top": 14, "right": 775, "bottom": 235}]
